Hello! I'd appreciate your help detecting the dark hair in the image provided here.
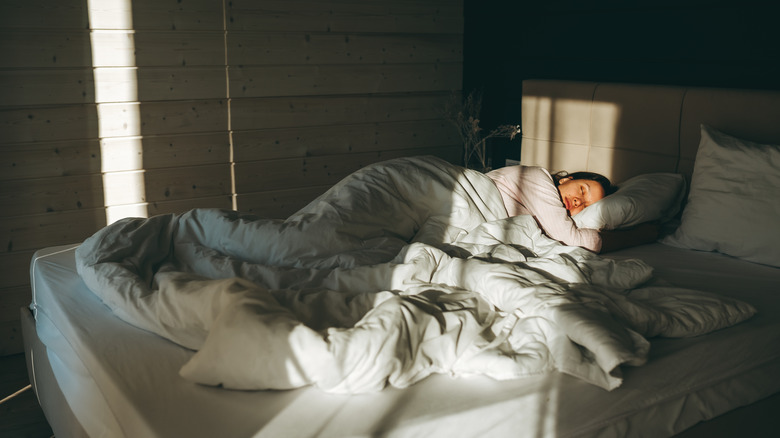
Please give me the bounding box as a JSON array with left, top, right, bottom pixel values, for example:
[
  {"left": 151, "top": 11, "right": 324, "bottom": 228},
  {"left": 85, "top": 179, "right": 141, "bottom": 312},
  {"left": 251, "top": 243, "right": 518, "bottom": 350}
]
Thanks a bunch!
[{"left": 552, "top": 170, "right": 617, "bottom": 196}]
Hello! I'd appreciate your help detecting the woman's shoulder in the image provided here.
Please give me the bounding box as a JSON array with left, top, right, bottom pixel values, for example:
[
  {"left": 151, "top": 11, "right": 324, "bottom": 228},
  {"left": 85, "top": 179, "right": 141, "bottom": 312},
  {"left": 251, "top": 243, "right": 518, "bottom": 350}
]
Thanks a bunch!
[
  {"left": 523, "top": 165, "right": 552, "bottom": 179},
  {"left": 486, "top": 166, "right": 555, "bottom": 192},
  {"left": 486, "top": 164, "right": 551, "bottom": 179}
]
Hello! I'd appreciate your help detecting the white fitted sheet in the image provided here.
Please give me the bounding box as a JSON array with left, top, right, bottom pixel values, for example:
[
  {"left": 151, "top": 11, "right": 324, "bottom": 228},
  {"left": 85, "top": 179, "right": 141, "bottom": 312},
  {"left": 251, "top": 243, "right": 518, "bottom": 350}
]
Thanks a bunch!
[{"left": 29, "top": 242, "right": 780, "bottom": 438}]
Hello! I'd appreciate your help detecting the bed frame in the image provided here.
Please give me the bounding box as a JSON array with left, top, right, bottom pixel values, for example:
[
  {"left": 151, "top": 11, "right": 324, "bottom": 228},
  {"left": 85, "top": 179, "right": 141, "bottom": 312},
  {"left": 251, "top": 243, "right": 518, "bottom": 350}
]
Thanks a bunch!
[
  {"left": 22, "top": 307, "right": 89, "bottom": 437},
  {"left": 23, "top": 79, "right": 780, "bottom": 437}
]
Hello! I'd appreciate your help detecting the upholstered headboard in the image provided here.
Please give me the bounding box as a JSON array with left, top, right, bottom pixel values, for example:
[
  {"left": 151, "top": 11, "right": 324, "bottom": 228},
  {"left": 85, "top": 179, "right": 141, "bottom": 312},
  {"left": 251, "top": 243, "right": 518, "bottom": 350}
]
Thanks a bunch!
[{"left": 520, "top": 79, "right": 780, "bottom": 183}]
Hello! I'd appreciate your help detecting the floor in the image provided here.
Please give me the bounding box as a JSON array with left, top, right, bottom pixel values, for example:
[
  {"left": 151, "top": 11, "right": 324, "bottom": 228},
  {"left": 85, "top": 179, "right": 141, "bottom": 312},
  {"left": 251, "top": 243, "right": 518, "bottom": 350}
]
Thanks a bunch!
[{"left": 0, "top": 353, "right": 54, "bottom": 438}]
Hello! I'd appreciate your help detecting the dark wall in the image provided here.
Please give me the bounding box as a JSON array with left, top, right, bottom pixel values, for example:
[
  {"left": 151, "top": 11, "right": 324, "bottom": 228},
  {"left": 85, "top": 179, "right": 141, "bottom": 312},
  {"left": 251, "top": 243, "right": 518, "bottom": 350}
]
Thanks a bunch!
[{"left": 464, "top": 0, "right": 780, "bottom": 130}]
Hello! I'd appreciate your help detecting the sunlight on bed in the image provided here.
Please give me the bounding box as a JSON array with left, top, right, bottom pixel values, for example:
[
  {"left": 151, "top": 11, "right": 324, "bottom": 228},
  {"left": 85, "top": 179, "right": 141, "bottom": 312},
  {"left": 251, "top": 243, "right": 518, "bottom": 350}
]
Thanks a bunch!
[
  {"left": 88, "top": 0, "right": 148, "bottom": 224},
  {"left": 372, "top": 175, "right": 563, "bottom": 437}
]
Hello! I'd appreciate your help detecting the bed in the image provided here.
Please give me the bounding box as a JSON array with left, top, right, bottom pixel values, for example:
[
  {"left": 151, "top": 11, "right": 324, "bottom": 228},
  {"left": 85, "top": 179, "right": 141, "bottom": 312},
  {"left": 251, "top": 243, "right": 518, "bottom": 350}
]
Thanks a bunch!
[{"left": 22, "top": 79, "right": 780, "bottom": 437}]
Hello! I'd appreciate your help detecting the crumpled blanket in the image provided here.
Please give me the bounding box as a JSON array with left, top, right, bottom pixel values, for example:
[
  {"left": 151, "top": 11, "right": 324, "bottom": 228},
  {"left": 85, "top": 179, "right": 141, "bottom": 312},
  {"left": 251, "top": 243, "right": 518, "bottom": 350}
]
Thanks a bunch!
[{"left": 75, "top": 156, "right": 756, "bottom": 394}]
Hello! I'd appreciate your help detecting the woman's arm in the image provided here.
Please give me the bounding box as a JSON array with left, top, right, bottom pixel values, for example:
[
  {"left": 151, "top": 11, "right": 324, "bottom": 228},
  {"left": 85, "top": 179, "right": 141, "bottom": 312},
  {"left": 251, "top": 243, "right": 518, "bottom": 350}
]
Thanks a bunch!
[{"left": 598, "top": 222, "right": 660, "bottom": 253}]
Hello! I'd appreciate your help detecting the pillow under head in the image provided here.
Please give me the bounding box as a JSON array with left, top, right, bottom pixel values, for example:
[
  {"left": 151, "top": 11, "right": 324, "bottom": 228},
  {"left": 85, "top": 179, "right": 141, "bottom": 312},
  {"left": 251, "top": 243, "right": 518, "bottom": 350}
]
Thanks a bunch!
[
  {"left": 573, "top": 173, "right": 686, "bottom": 231},
  {"left": 662, "top": 124, "right": 780, "bottom": 267}
]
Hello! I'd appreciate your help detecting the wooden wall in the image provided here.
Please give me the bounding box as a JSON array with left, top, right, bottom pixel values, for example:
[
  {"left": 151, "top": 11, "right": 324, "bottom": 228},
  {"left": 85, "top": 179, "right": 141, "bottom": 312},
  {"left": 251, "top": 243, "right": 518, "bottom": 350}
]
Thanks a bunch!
[{"left": 0, "top": 0, "right": 463, "bottom": 355}]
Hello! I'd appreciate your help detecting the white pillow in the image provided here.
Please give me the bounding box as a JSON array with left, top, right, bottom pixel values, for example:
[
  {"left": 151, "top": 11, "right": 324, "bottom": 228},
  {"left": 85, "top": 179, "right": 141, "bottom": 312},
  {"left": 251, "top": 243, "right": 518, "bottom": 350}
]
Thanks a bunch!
[
  {"left": 662, "top": 125, "right": 780, "bottom": 267},
  {"left": 573, "top": 173, "right": 686, "bottom": 230}
]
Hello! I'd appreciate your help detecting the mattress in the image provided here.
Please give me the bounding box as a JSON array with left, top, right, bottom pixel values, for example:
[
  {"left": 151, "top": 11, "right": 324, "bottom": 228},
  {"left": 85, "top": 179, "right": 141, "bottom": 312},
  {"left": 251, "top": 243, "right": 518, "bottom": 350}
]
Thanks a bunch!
[{"left": 27, "top": 242, "right": 780, "bottom": 438}]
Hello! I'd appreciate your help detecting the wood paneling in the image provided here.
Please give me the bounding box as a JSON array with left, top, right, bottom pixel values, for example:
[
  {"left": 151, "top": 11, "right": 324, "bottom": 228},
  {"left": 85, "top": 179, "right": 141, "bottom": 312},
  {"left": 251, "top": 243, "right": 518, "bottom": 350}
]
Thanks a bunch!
[
  {"left": 0, "top": 69, "right": 95, "bottom": 107},
  {"left": 230, "top": 63, "right": 461, "bottom": 97},
  {"left": 235, "top": 145, "right": 460, "bottom": 216},
  {"left": 236, "top": 152, "right": 387, "bottom": 193},
  {"left": 230, "top": 94, "right": 451, "bottom": 130},
  {"left": 143, "top": 164, "right": 232, "bottom": 202},
  {"left": 0, "top": 175, "right": 104, "bottom": 216},
  {"left": 236, "top": 186, "right": 332, "bottom": 219},
  {"left": 0, "top": 250, "right": 38, "bottom": 290},
  {"left": 0, "top": 104, "right": 99, "bottom": 143},
  {"left": 146, "top": 196, "right": 233, "bottom": 217},
  {"left": 104, "top": 133, "right": 231, "bottom": 171},
  {"left": 0, "top": 30, "right": 93, "bottom": 69},
  {"left": 0, "top": 0, "right": 464, "bottom": 356},
  {"left": 227, "top": 0, "right": 463, "bottom": 34},
  {"left": 236, "top": 146, "right": 459, "bottom": 193},
  {"left": 0, "top": 0, "right": 89, "bottom": 30},
  {"left": 129, "top": 0, "right": 225, "bottom": 31},
  {"left": 0, "top": 139, "right": 102, "bottom": 181},
  {"left": 102, "top": 195, "right": 235, "bottom": 223},
  {"left": 95, "top": 67, "right": 227, "bottom": 103},
  {"left": 92, "top": 31, "right": 226, "bottom": 67},
  {"left": 95, "top": 100, "right": 228, "bottom": 137},
  {"left": 232, "top": 119, "right": 458, "bottom": 161},
  {"left": 0, "top": 2, "right": 101, "bottom": 355},
  {"left": 228, "top": 33, "right": 462, "bottom": 66},
  {"left": 1, "top": 210, "right": 105, "bottom": 255}
]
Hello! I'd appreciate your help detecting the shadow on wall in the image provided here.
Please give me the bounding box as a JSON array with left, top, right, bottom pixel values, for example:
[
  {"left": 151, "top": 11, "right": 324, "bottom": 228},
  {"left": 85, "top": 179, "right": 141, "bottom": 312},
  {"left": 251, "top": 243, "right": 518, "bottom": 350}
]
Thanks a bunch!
[
  {"left": 1, "top": 0, "right": 105, "bottom": 255},
  {"left": 0, "top": 0, "right": 105, "bottom": 355}
]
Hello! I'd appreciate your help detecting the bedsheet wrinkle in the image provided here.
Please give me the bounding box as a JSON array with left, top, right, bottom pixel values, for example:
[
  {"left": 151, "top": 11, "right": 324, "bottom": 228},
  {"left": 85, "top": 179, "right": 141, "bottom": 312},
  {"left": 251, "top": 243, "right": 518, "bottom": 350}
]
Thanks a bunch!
[{"left": 74, "top": 156, "right": 756, "bottom": 394}]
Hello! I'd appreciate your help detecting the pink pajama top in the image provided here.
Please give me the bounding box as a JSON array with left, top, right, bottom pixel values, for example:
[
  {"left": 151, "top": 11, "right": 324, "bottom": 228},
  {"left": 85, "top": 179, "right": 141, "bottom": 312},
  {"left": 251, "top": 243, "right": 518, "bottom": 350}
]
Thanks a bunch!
[{"left": 486, "top": 165, "right": 602, "bottom": 252}]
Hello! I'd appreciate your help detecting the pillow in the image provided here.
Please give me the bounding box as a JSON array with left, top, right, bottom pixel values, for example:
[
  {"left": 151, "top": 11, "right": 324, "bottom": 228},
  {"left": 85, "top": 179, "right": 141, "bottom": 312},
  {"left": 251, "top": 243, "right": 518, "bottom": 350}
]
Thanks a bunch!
[
  {"left": 662, "top": 124, "right": 780, "bottom": 267},
  {"left": 573, "top": 173, "right": 686, "bottom": 230}
]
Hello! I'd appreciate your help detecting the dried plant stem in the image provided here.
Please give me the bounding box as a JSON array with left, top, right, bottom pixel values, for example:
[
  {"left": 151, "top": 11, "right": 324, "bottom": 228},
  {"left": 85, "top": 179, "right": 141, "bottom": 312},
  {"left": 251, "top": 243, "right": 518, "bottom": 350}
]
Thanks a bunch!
[{"left": 445, "top": 90, "right": 520, "bottom": 171}]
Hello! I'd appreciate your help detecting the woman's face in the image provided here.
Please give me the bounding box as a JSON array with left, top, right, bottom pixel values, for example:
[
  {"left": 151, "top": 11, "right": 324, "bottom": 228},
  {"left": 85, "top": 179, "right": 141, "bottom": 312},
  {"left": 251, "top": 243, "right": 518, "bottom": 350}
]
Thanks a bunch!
[{"left": 557, "top": 177, "right": 606, "bottom": 216}]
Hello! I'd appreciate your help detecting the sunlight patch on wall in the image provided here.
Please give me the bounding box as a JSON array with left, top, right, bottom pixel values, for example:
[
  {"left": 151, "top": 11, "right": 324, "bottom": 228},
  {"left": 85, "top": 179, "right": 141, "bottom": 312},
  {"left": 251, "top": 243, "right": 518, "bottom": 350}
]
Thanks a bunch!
[
  {"left": 88, "top": 0, "right": 148, "bottom": 224},
  {"left": 521, "top": 95, "right": 618, "bottom": 176}
]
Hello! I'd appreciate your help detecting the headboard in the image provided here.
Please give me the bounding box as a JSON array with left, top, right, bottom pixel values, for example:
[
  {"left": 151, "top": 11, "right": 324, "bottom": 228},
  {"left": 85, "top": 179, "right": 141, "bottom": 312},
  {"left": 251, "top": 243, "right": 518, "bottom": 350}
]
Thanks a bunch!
[{"left": 520, "top": 79, "right": 780, "bottom": 183}]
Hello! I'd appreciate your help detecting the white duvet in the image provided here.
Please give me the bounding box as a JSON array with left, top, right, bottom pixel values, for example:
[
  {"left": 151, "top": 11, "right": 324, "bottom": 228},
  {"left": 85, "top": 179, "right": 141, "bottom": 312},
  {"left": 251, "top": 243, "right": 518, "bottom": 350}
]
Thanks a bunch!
[{"left": 75, "top": 156, "right": 755, "bottom": 394}]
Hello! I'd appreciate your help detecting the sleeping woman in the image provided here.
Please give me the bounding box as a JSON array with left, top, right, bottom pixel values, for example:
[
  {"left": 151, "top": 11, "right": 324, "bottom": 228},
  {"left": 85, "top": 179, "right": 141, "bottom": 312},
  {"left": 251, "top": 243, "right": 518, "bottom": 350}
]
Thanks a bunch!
[{"left": 486, "top": 165, "right": 657, "bottom": 253}]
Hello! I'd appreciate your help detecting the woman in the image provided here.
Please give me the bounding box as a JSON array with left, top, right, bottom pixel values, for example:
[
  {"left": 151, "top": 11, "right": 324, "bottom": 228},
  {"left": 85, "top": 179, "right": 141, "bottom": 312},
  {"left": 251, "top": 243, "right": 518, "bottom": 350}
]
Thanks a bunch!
[{"left": 486, "top": 165, "right": 656, "bottom": 253}]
